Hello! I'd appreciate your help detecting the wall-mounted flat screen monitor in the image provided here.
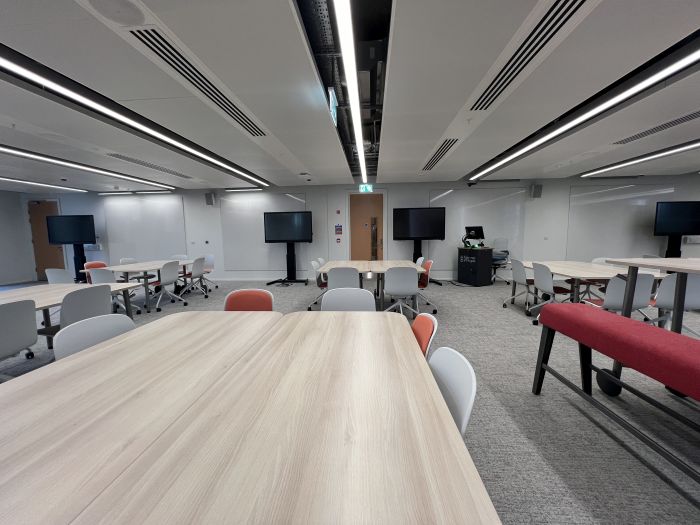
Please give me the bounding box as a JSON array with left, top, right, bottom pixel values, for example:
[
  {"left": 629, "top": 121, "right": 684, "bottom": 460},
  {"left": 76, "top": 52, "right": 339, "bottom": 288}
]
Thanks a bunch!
[
  {"left": 264, "top": 211, "right": 313, "bottom": 243},
  {"left": 47, "top": 215, "right": 96, "bottom": 245},
  {"left": 393, "top": 207, "right": 446, "bottom": 240},
  {"left": 654, "top": 202, "right": 700, "bottom": 236}
]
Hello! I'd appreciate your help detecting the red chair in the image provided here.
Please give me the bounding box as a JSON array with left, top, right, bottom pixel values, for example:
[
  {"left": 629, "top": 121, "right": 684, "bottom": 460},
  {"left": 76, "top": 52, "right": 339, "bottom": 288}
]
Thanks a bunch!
[
  {"left": 83, "top": 261, "right": 107, "bottom": 284},
  {"left": 418, "top": 260, "right": 437, "bottom": 314},
  {"left": 411, "top": 313, "right": 438, "bottom": 357},
  {"left": 224, "top": 289, "right": 274, "bottom": 311}
]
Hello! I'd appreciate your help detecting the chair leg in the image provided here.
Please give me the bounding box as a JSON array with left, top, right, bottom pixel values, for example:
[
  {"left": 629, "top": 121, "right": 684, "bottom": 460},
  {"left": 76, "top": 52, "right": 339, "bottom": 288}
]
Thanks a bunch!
[
  {"left": 532, "top": 326, "right": 556, "bottom": 394},
  {"left": 308, "top": 290, "right": 326, "bottom": 310},
  {"left": 579, "top": 343, "right": 592, "bottom": 395},
  {"left": 510, "top": 281, "right": 517, "bottom": 304}
]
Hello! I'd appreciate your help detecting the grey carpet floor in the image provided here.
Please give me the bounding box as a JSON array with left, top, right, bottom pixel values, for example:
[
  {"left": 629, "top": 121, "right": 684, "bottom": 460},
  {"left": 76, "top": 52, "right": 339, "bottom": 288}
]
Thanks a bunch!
[{"left": 1, "top": 279, "right": 699, "bottom": 524}]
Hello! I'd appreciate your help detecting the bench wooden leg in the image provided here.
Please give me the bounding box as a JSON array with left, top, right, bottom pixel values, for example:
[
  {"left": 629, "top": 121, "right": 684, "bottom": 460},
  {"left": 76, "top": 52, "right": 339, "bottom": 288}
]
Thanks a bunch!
[
  {"left": 578, "top": 343, "right": 592, "bottom": 395},
  {"left": 532, "top": 326, "right": 555, "bottom": 395}
]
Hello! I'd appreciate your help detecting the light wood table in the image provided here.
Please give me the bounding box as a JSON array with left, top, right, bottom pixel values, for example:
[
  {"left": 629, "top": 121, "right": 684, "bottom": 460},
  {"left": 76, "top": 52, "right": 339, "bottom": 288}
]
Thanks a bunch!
[
  {"left": 0, "top": 282, "right": 141, "bottom": 349},
  {"left": 44, "top": 312, "right": 498, "bottom": 524},
  {"left": 0, "top": 311, "right": 282, "bottom": 524},
  {"left": 101, "top": 259, "right": 194, "bottom": 313},
  {"left": 319, "top": 260, "right": 426, "bottom": 308}
]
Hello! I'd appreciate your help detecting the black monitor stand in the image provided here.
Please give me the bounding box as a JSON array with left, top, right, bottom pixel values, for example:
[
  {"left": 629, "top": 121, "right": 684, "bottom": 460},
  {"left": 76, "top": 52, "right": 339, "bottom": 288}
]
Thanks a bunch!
[
  {"left": 413, "top": 239, "right": 442, "bottom": 286},
  {"left": 73, "top": 243, "right": 87, "bottom": 282},
  {"left": 665, "top": 234, "right": 682, "bottom": 258},
  {"left": 267, "top": 242, "right": 309, "bottom": 286}
]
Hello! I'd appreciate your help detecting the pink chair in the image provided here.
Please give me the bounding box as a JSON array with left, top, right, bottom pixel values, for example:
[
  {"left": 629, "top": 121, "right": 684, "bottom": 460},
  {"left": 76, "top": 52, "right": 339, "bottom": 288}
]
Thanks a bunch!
[{"left": 224, "top": 289, "right": 274, "bottom": 311}]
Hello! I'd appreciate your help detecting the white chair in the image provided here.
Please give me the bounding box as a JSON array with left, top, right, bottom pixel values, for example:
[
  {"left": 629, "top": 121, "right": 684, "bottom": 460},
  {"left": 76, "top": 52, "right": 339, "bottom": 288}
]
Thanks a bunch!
[
  {"left": 119, "top": 257, "right": 137, "bottom": 264},
  {"left": 180, "top": 257, "right": 208, "bottom": 298},
  {"left": 327, "top": 267, "right": 360, "bottom": 289},
  {"left": 428, "top": 347, "right": 477, "bottom": 435},
  {"left": 583, "top": 274, "right": 654, "bottom": 318},
  {"left": 45, "top": 268, "right": 73, "bottom": 284},
  {"left": 0, "top": 300, "right": 38, "bottom": 361},
  {"left": 384, "top": 267, "right": 419, "bottom": 316},
  {"left": 153, "top": 261, "right": 188, "bottom": 312},
  {"left": 321, "top": 288, "right": 376, "bottom": 311},
  {"left": 202, "top": 254, "right": 218, "bottom": 290},
  {"left": 307, "top": 260, "right": 328, "bottom": 310},
  {"left": 317, "top": 257, "right": 326, "bottom": 266},
  {"left": 646, "top": 273, "right": 700, "bottom": 336},
  {"left": 528, "top": 263, "right": 571, "bottom": 317},
  {"left": 53, "top": 314, "right": 135, "bottom": 361},
  {"left": 89, "top": 268, "right": 141, "bottom": 315},
  {"left": 416, "top": 256, "right": 425, "bottom": 267},
  {"left": 60, "top": 285, "right": 113, "bottom": 328},
  {"left": 502, "top": 259, "right": 535, "bottom": 310}
]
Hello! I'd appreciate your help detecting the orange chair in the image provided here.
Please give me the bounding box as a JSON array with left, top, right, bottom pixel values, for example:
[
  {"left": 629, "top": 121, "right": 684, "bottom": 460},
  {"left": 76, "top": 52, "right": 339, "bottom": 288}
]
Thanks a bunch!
[
  {"left": 224, "top": 289, "right": 274, "bottom": 311},
  {"left": 418, "top": 260, "right": 437, "bottom": 314},
  {"left": 411, "top": 313, "right": 438, "bottom": 357},
  {"left": 84, "top": 261, "right": 107, "bottom": 284}
]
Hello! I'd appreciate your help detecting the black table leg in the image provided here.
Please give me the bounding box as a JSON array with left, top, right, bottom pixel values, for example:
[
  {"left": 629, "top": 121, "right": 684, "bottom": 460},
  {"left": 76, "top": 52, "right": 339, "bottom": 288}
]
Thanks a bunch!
[
  {"left": 670, "top": 272, "right": 688, "bottom": 333},
  {"left": 42, "top": 308, "right": 53, "bottom": 350},
  {"left": 122, "top": 290, "right": 133, "bottom": 319}
]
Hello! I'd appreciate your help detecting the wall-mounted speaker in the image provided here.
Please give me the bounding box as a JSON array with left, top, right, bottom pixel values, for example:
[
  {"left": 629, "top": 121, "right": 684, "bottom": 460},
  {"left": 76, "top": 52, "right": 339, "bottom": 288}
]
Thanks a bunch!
[
  {"left": 205, "top": 192, "right": 216, "bottom": 206},
  {"left": 529, "top": 184, "right": 543, "bottom": 199}
]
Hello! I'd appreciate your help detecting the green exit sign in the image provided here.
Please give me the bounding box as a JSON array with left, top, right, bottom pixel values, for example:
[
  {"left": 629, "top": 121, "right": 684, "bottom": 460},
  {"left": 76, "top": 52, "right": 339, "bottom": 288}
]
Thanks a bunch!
[{"left": 359, "top": 184, "right": 374, "bottom": 193}]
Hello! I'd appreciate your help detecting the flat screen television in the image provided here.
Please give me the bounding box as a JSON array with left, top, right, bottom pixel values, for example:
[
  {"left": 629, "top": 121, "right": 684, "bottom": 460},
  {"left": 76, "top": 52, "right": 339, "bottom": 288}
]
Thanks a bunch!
[
  {"left": 264, "top": 211, "right": 313, "bottom": 243},
  {"left": 654, "top": 202, "right": 700, "bottom": 236},
  {"left": 393, "top": 207, "right": 446, "bottom": 240},
  {"left": 46, "top": 215, "right": 96, "bottom": 245}
]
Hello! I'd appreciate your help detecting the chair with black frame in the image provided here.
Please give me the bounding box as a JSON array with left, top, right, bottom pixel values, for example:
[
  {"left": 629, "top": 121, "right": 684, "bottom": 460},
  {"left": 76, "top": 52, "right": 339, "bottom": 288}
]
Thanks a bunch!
[{"left": 491, "top": 237, "right": 510, "bottom": 284}]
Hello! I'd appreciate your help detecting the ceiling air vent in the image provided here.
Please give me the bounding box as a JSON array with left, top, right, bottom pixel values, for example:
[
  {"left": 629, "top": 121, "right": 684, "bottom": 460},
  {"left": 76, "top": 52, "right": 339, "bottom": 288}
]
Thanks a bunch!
[
  {"left": 107, "top": 152, "right": 193, "bottom": 179},
  {"left": 422, "top": 138, "right": 459, "bottom": 171},
  {"left": 471, "top": 0, "right": 586, "bottom": 111},
  {"left": 130, "top": 28, "right": 266, "bottom": 137},
  {"left": 613, "top": 110, "right": 700, "bottom": 145}
]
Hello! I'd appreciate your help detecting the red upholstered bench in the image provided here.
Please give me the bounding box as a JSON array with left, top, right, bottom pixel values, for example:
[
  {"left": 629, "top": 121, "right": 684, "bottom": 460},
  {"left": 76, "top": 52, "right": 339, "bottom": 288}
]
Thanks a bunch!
[{"left": 532, "top": 303, "right": 700, "bottom": 482}]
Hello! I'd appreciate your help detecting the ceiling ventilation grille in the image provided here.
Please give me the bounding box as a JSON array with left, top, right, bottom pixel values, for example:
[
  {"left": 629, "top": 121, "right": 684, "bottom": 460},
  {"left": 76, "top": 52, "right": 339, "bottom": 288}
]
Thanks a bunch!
[
  {"left": 107, "top": 153, "right": 193, "bottom": 179},
  {"left": 613, "top": 110, "right": 700, "bottom": 144},
  {"left": 470, "top": 0, "right": 586, "bottom": 111},
  {"left": 130, "top": 28, "right": 266, "bottom": 137},
  {"left": 422, "top": 138, "right": 459, "bottom": 171}
]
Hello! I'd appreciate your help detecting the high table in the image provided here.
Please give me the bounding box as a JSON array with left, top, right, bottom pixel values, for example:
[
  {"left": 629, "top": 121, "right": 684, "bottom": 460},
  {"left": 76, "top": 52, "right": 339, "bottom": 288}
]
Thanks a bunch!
[
  {"left": 101, "top": 259, "right": 193, "bottom": 313},
  {"left": 0, "top": 282, "right": 141, "bottom": 350},
  {"left": 318, "top": 259, "right": 426, "bottom": 309},
  {"left": 0, "top": 311, "right": 499, "bottom": 524}
]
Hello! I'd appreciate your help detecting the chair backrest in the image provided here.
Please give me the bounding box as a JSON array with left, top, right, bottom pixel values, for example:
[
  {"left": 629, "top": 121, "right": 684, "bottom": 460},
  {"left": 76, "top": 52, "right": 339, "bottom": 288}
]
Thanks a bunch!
[
  {"left": 418, "top": 260, "right": 433, "bottom": 289},
  {"left": 53, "top": 314, "right": 135, "bottom": 361},
  {"left": 45, "top": 268, "right": 73, "bottom": 284},
  {"left": 492, "top": 237, "right": 508, "bottom": 252},
  {"left": 84, "top": 261, "right": 107, "bottom": 284},
  {"left": 0, "top": 300, "right": 37, "bottom": 359},
  {"left": 654, "top": 273, "right": 700, "bottom": 311},
  {"left": 412, "top": 313, "right": 438, "bottom": 357},
  {"left": 59, "top": 285, "right": 112, "bottom": 328},
  {"left": 601, "top": 273, "right": 655, "bottom": 311},
  {"left": 310, "top": 260, "right": 324, "bottom": 287},
  {"left": 321, "top": 288, "right": 376, "bottom": 311},
  {"left": 510, "top": 259, "right": 528, "bottom": 286},
  {"left": 88, "top": 268, "right": 116, "bottom": 284},
  {"left": 224, "top": 289, "right": 274, "bottom": 311},
  {"left": 190, "top": 257, "right": 206, "bottom": 279},
  {"left": 158, "top": 261, "right": 181, "bottom": 286},
  {"left": 428, "top": 347, "right": 477, "bottom": 435},
  {"left": 204, "top": 254, "right": 215, "bottom": 271},
  {"left": 416, "top": 256, "right": 425, "bottom": 267},
  {"left": 119, "top": 257, "right": 137, "bottom": 264},
  {"left": 385, "top": 267, "right": 419, "bottom": 296},
  {"left": 327, "top": 267, "right": 360, "bottom": 290},
  {"left": 532, "top": 263, "right": 555, "bottom": 295},
  {"left": 317, "top": 257, "right": 326, "bottom": 266}
]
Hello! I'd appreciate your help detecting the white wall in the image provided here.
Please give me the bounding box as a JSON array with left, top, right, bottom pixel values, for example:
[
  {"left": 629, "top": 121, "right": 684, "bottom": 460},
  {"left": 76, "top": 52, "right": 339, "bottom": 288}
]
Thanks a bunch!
[
  {"left": 4, "top": 173, "right": 700, "bottom": 284},
  {"left": 0, "top": 191, "right": 35, "bottom": 284}
]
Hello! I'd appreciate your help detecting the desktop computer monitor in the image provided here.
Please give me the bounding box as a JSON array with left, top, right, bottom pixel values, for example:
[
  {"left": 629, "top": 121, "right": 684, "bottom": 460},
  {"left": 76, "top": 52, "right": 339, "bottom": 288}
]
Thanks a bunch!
[{"left": 464, "top": 226, "right": 485, "bottom": 240}]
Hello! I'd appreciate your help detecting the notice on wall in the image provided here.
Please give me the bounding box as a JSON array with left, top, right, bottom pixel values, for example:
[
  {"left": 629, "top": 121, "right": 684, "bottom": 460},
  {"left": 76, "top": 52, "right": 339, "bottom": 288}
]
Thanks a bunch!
[{"left": 335, "top": 224, "right": 342, "bottom": 235}]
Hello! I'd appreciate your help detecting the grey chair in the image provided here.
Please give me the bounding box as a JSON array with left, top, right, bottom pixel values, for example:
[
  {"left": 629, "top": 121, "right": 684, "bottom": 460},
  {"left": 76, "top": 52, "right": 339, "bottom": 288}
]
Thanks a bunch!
[
  {"left": 53, "top": 314, "right": 135, "bottom": 361},
  {"left": 491, "top": 238, "right": 510, "bottom": 284},
  {"left": 60, "top": 285, "right": 113, "bottom": 328},
  {"left": 384, "top": 267, "right": 419, "bottom": 317},
  {"left": 321, "top": 288, "right": 376, "bottom": 312},
  {"left": 502, "top": 259, "right": 535, "bottom": 310},
  {"left": 45, "top": 268, "right": 73, "bottom": 284},
  {"left": 181, "top": 257, "right": 208, "bottom": 298},
  {"left": 327, "top": 267, "right": 360, "bottom": 289},
  {"left": 308, "top": 260, "right": 328, "bottom": 310},
  {"left": 202, "top": 254, "right": 218, "bottom": 290},
  {"left": 528, "top": 263, "right": 571, "bottom": 318},
  {"left": 0, "top": 300, "right": 37, "bottom": 361},
  {"left": 153, "top": 261, "right": 188, "bottom": 312},
  {"left": 88, "top": 268, "right": 140, "bottom": 315},
  {"left": 428, "top": 347, "right": 477, "bottom": 435},
  {"left": 645, "top": 273, "right": 700, "bottom": 335}
]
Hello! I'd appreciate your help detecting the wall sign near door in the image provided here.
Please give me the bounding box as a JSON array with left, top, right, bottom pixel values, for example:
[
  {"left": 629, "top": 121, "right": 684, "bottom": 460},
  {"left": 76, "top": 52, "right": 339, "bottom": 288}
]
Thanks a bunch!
[
  {"left": 335, "top": 224, "right": 342, "bottom": 235},
  {"left": 359, "top": 184, "right": 373, "bottom": 193}
]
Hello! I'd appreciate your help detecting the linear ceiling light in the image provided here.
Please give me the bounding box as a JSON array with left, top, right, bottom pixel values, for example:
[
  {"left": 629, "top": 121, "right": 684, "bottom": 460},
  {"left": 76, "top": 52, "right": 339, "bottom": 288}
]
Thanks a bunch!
[
  {"left": 0, "top": 55, "right": 269, "bottom": 187},
  {"left": 135, "top": 190, "right": 171, "bottom": 194},
  {"left": 332, "top": 0, "right": 368, "bottom": 184},
  {"left": 225, "top": 188, "right": 263, "bottom": 192},
  {"left": 0, "top": 175, "right": 87, "bottom": 192},
  {"left": 0, "top": 145, "right": 174, "bottom": 190},
  {"left": 98, "top": 191, "right": 133, "bottom": 195},
  {"left": 580, "top": 139, "right": 700, "bottom": 178},
  {"left": 470, "top": 47, "right": 700, "bottom": 181}
]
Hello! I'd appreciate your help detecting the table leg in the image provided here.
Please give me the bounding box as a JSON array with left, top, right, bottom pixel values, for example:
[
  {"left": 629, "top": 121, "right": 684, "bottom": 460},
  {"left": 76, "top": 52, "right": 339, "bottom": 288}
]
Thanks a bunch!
[
  {"left": 670, "top": 272, "right": 688, "bottom": 333},
  {"left": 42, "top": 308, "right": 53, "bottom": 350},
  {"left": 571, "top": 278, "right": 581, "bottom": 303},
  {"left": 359, "top": 273, "right": 364, "bottom": 289},
  {"left": 142, "top": 271, "right": 150, "bottom": 313},
  {"left": 511, "top": 280, "right": 517, "bottom": 304},
  {"left": 122, "top": 290, "right": 134, "bottom": 319},
  {"left": 379, "top": 274, "right": 385, "bottom": 310}
]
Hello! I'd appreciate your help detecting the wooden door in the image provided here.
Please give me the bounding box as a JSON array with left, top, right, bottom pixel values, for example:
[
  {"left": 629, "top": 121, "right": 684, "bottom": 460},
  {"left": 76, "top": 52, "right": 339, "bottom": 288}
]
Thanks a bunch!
[
  {"left": 350, "top": 194, "right": 384, "bottom": 260},
  {"left": 28, "top": 200, "right": 64, "bottom": 281}
]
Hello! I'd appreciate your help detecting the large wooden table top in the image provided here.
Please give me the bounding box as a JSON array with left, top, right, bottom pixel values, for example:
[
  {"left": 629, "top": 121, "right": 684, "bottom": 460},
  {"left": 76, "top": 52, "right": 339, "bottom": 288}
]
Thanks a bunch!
[
  {"left": 101, "top": 259, "right": 194, "bottom": 273},
  {"left": 319, "top": 259, "right": 426, "bottom": 274},
  {"left": 523, "top": 260, "right": 665, "bottom": 280},
  {"left": 0, "top": 282, "right": 141, "bottom": 310},
  {"left": 0, "top": 311, "right": 498, "bottom": 524},
  {"left": 606, "top": 257, "right": 700, "bottom": 274}
]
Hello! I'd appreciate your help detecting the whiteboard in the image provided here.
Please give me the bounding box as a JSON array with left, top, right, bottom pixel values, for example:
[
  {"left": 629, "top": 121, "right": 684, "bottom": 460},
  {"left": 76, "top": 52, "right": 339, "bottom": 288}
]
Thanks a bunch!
[
  {"left": 220, "top": 192, "right": 308, "bottom": 271},
  {"left": 104, "top": 194, "right": 187, "bottom": 263}
]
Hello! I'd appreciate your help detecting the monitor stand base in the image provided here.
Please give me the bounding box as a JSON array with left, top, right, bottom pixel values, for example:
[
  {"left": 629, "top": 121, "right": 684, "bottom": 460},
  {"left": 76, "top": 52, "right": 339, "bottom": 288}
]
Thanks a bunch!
[
  {"left": 266, "top": 242, "right": 308, "bottom": 286},
  {"left": 266, "top": 278, "right": 308, "bottom": 286}
]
